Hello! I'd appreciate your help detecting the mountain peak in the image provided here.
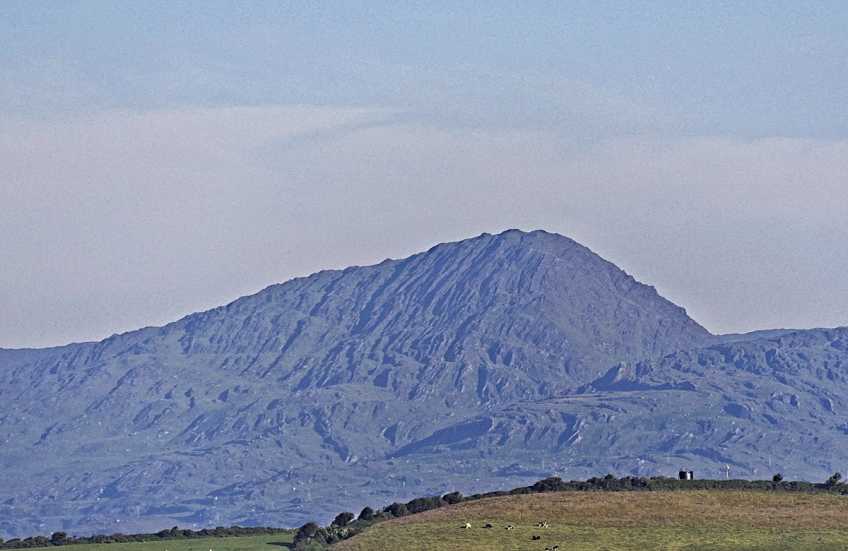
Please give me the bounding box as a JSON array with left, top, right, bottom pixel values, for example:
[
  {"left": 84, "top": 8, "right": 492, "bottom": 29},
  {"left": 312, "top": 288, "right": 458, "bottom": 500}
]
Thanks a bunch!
[{"left": 145, "top": 229, "right": 711, "bottom": 398}]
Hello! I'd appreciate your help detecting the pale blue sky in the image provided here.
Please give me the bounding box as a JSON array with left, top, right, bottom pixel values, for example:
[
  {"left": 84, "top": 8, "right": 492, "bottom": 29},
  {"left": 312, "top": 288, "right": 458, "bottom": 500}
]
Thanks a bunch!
[
  {"left": 4, "top": 2, "right": 848, "bottom": 135},
  {"left": 2, "top": 2, "right": 847, "bottom": 346}
]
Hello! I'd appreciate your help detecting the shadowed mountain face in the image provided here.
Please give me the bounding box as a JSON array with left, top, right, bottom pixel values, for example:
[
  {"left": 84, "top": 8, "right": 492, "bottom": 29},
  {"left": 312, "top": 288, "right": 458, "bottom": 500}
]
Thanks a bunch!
[{"left": 0, "top": 230, "right": 845, "bottom": 537}]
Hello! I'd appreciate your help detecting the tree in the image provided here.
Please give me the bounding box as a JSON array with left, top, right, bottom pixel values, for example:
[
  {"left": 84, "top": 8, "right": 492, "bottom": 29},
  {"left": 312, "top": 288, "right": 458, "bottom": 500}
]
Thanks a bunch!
[
  {"left": 772, "top": 473, "right": 784, "bottom": 482},
  {"left": 383, "top": 502, "right": 408, "bottom": 517},
  {"left": 406, "top": 496, "right": 442, "bottom": 514},
  {"left": 442, "top": 491, "right": 463, "bottom": 505},
  {"left": 293, "top": 522, "right": 320, "bottom": 543},
  {"left": 826, "top": 472, "right": 843, "bottom": 487},
  {"left": 358, "top": 506, "right": 374, "bottom": 521},
  {"left": 331, "top": 512, "right": 354, "bottom": 527}
]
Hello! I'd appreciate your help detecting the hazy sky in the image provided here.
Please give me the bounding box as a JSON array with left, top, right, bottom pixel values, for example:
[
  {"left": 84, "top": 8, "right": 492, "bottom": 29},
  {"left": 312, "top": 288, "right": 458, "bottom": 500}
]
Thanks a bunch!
[{"left": 2, "top": 2, "right": 847, "bottom": 348}]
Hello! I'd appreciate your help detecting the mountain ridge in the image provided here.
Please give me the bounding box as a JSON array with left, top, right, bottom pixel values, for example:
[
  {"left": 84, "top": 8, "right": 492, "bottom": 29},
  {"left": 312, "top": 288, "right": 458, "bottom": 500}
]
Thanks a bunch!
[
  {"left": 0, "top": 229, "right": 710, "bottom": 353},
  {"left": 1, "top": 229, "right": 846, "bottom": 538}
]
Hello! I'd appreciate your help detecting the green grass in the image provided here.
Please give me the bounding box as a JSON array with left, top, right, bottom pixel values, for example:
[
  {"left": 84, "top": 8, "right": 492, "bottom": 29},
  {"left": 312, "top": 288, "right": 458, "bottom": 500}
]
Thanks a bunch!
[
  {"left": 335, "top": 490, "right": 848, "bottom": 550},
  {"left": 17, "top": 535, "right": 293, "bottom": 551}
]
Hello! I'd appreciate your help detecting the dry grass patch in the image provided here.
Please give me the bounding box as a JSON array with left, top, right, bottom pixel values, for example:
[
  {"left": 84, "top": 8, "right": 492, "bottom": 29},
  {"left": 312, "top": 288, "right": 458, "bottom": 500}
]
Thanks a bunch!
[{"left": 336, "top": 491, "right": 848, "bottom": 551}]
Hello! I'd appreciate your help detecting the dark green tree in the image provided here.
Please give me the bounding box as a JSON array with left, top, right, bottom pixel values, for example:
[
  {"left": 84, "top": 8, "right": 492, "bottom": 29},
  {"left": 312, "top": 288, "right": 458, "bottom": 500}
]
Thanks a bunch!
[
  {"left": 331, "top": 512, "right": 354, "bottom": 527},
  {"left": 293, "top": 522, "right": 320, "bottom": 544},
  {"left": 383, "top": 502, "right": 408, "bottom": 517},
  {"left": 772, "top": 473, "right": 783, "bottom": 482},
  {"left": 358, "top": 506, "right": 375, "bottom": 521},
  {"left": 442, "top": 491, "right": 463, "bottom": 505}
]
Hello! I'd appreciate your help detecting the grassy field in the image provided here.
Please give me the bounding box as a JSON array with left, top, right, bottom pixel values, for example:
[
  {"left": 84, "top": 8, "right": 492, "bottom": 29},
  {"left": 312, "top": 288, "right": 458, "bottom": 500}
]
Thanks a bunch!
[
  {"left": 15, "top": 534, "right": 293, "bottom": 551},
  {"left": 335, "top": 491, "right": 848, "bottom": 551}
]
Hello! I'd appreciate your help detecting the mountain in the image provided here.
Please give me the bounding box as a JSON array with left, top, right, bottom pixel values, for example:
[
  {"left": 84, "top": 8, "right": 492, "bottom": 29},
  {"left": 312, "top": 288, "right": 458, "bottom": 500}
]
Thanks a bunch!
[{"left": 1, "top": 229, "right": 845, "bottom": 537}]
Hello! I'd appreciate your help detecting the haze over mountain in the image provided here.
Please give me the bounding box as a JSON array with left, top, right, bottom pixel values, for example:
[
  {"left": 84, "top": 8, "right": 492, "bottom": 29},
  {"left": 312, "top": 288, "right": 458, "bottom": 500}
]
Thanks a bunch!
[{"left": 1, "top": 229, "right": 846, "bottom": 537}]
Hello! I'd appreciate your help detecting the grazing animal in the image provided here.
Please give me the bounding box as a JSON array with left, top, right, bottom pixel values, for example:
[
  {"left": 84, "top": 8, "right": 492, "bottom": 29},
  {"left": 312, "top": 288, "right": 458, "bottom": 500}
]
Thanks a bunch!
[
  {"left": 505, "top": 524, "right": 515, "bottom": 530},
  {"left": 483, "top": 523, "right": 493, "bottom": 528},
  {"left": 463, "top": 522, "right": 472, "bottom": 529},
  {"left": 532, "top": 534, "right": 541, "bottom": 540}
]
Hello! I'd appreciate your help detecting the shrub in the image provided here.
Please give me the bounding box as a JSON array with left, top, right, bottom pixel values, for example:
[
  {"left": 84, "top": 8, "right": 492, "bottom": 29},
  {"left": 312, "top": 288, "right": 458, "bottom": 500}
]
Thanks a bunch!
[
  {"left": 383, "top": 502, "right": 408, "bottom": 518},
  {"left": 405, "top": 496, "right": 443, "bottom": 514},
  {"left": 358, "top": 506, "right": 375, "bottom": 521},
  {"left": 442, "top": 491, "right": 463, "bottom": 505},
  {"left": 293, "top": 522, "right": 320, "bottom": 544},
  {"left": 331, "top": 512, "right": 354, "bottom": 527},
  {"left": 531, "top": 477, "right": 567, "bottom": 492},
  {"left": 772, "top": 473, "right": 783, "bottom": 482},
  {"left": 826, "top": 472, "right": 843, "bottom": 487}
]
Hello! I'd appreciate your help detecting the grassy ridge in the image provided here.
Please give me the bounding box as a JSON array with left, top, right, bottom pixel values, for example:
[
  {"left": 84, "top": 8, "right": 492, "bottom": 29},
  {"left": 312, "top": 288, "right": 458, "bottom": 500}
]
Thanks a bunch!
[
  {"left": 293, "top": 475, "right": 848, "bottom": 547},
  {"left": 335, "top": 491, "right": 848, "bottom": 550}
]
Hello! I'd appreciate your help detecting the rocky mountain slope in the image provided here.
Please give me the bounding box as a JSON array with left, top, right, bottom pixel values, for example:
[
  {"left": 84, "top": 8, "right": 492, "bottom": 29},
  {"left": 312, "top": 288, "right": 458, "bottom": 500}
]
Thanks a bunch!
[{"left": 1, "top": 230, "right": 845, "bottom": 537}]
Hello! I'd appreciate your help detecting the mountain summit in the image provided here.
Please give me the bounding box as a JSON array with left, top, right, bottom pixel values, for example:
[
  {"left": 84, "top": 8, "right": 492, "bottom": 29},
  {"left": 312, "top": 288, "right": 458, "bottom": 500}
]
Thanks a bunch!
[
  {"left": 1, "top": 230, "right": 845, "bottom": 537},
  {"left": 158, "top": 229, "right": 711, "bottom": 400}
]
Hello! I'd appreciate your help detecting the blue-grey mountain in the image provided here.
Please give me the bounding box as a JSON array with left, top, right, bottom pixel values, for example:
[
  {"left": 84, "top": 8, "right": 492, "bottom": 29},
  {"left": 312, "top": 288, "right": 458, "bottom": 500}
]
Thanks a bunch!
[{"left": 1, "top": 230, "right": 846, "bottom": 537}]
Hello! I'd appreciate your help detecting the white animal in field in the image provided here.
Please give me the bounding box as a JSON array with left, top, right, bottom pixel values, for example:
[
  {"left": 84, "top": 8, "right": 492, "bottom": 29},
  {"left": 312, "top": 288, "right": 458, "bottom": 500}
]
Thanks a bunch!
[{"left": 463, "top": 522, "right": 472, "bottom": 529}]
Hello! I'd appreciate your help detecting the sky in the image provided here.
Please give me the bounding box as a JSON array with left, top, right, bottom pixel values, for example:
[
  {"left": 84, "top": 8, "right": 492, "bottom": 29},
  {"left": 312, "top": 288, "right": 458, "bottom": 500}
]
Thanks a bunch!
[{"left": 2, "top": 1, "right": 847, "bottom": 348}]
